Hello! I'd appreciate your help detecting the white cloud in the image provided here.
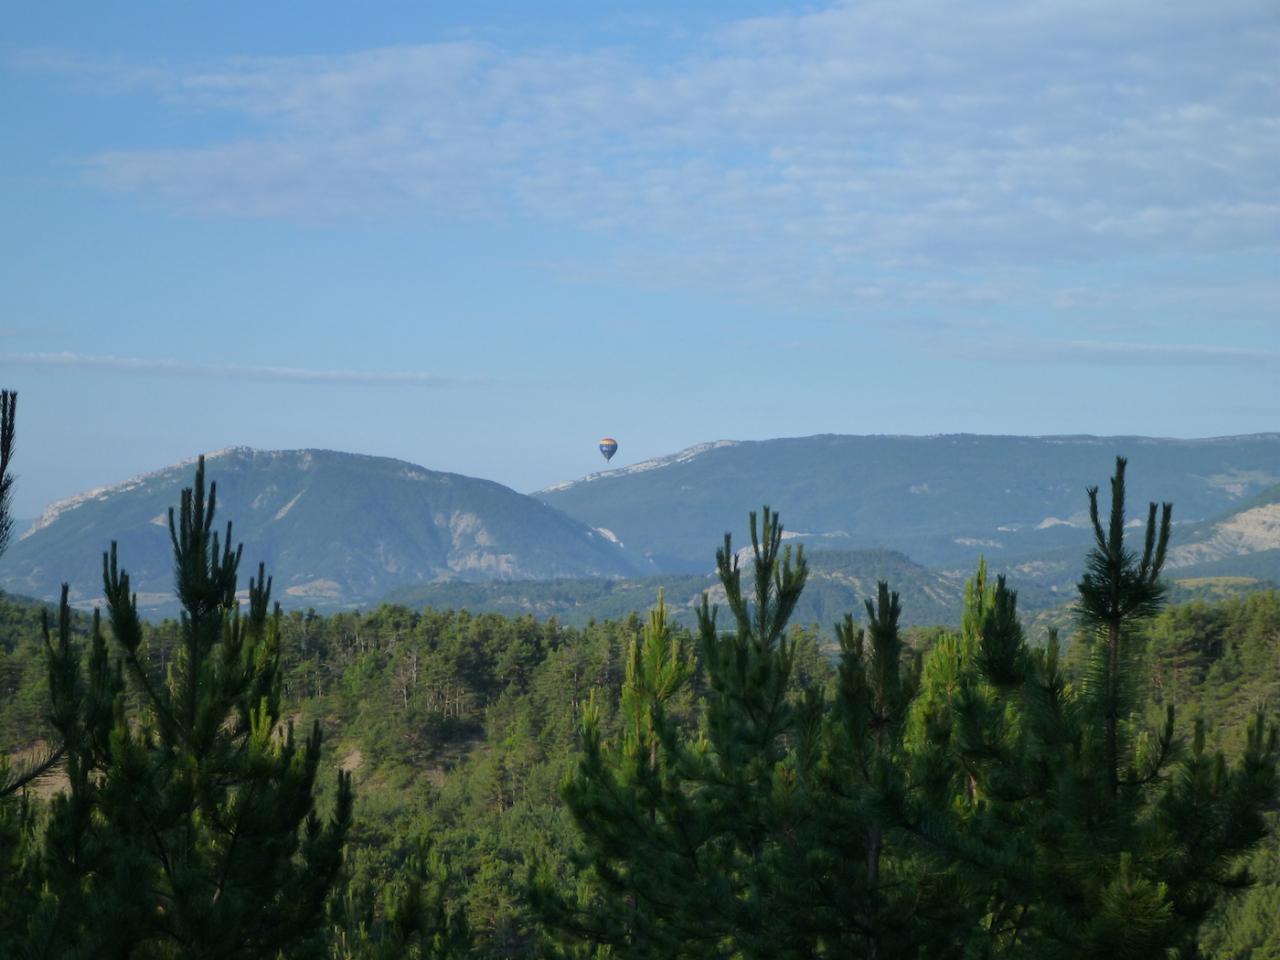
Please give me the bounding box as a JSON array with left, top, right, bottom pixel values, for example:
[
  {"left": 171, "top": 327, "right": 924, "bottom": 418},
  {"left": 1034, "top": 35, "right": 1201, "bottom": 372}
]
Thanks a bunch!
[
  {"left": 0, "top": 352, "right": 481, "bottom": 386},
  {"left": 19, "top": 0, "right": 1280, "bottom": 311}
]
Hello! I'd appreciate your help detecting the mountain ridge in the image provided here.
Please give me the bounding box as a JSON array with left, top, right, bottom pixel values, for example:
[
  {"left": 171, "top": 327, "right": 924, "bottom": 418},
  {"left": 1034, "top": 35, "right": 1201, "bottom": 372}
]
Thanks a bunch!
[
  {"left": 536, "top": 433, "right": 1280, "bottom": 572},
  {"left": 539, "top": 432, "right": 1280, "bottom": 497}
]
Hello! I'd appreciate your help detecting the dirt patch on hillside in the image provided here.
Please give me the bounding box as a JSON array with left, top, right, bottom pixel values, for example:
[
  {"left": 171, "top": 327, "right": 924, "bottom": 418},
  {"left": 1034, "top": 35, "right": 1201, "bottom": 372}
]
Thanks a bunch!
[{"left": 5, "top": 740, "right": 68, "bottom": 800}]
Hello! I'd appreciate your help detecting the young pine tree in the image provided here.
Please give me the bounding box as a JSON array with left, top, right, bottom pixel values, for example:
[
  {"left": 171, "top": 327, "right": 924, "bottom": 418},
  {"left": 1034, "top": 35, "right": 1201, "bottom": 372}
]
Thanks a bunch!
[
  {"left": 800, "top": 582, "right": 965, "bottom": 958},
  {"left": 548, "top": 509, "right": 959, "bottom": 959},
  {"left": 0, "top": 390, "right": 65, "bottom": 806},
  {"left": 910, "top": 458, "right": 1278, "bottom": 957},
  {"left": 0, "top": 389, "right": 15, "bottom": 558},
  {"left": 29, "top": 455, "right": 354, "bottom": 959},
  {"left": 1078, "top": 455, "right": 1173, "bottom": 797},
  {"left": 0, "top": 387, "right": 45, "bottom": 950},
  {"left": 328, "top": 846, "right": 470, "bottom": 960},
  {"left": 542, "top": 510, "right": 804, "bottom": 957}
]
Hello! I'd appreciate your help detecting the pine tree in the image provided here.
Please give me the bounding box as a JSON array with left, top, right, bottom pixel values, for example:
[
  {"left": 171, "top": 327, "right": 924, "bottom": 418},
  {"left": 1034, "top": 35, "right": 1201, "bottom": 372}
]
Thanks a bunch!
[
  {"left": 910, "top": 458, "right": 1279, "bottom": 957},
  {"left": 539, "top": 510, "right": 798, "bottom": 957},
  {"left": 29, "top": 455, "right": 354, "bottom": 958},
  {"left": 1078, "top": 455, "right": 1172, "bottom": 797},
  {"left": 329, "top": 847, "right": 470, "bottom": 960},
  {"left": 804, "top": 582, "right": 965, "bottom": 958},
  {"left": 0, "top": 388, "right": 52, "bottom": 952},
  {"left": 0, "top": 389, "right": 15, "bottom": 558},
  {"left": 1, "top": 391, "right": 68, "bottom": 803},
  {"left": 547, "top": 509, "right": 961, "bottom": 958}
]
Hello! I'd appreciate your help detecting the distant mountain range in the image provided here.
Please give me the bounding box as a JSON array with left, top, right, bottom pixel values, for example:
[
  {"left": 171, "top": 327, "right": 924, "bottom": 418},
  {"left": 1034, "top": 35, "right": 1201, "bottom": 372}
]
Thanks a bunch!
[
  {"left": 0, "top": 448, "right": 636, "bottom": 614},
  {"left": 537, "top": 434, "right": 1280, "bottom": 574},
  {"left": 3, "top": 435, "right": 1278, "bottom": 622}
]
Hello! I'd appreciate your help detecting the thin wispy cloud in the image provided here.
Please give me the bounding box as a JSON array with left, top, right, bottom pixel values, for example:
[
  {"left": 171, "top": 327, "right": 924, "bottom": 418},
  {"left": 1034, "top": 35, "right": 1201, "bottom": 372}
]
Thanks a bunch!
[
  {"left": 9, "top": 47, "right": 167, "bottom": 93},
  {"left": 966, "top": 339, "right": 1280, "bottom": 366},
  {"left": 1, "top": 352, "right": 483, "bottom": 386},
  {"left": 0, "top": 326, "right": 58, "bottom": 340},
  {"left": 14, "top": 0, "right": 1280, "bottom": 315}
]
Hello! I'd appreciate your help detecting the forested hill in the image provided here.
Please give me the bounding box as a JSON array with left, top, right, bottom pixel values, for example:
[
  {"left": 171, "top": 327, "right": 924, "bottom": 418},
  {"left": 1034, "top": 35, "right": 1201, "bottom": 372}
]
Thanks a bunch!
[
  {"left": 537, "top": 433, "right": 1280, "bottom": 572},
  {"left": 3, "top": 588, "right": 1277, "bottom": 957},
  {"left": 0, "top": 448, "right": 637, "bottom": 614},
  {"left": 387, "top": 548, "right": 980, "bottom": 627},
  {"left": 7, "top": 437, "right": 1279, "bottom": 621}
]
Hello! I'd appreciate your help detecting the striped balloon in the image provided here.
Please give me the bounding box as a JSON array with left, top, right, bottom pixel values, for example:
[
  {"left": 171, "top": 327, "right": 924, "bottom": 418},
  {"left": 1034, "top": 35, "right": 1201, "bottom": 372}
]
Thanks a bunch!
[{"left": 598, "top": 437, "right": 618, "bottom": 462}]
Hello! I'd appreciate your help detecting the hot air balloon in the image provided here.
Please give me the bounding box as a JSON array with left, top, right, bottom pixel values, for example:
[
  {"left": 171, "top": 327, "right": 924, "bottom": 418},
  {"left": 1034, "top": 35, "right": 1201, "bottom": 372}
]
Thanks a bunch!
[{"left": 598, "top": 437, "right": 618, "bottom": 462}]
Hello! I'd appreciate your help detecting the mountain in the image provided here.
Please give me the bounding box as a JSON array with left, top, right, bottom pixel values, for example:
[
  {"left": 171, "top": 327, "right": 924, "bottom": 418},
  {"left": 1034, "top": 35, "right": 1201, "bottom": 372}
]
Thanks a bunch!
[
  {"left": 0, "top": 448, "right": 637, "bottom": 613},
  {"left": 10, "top": 435, "right": 1278, "bottom": 623},
  {"left": 536, "top": 434, "right": 1280, "bottom": 573}
]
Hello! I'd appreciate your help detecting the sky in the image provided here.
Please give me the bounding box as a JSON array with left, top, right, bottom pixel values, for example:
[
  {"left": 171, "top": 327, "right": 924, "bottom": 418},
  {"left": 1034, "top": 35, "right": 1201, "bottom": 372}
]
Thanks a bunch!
[{"left": 1, "top": 0, "right": 1277, "bottom": 519}]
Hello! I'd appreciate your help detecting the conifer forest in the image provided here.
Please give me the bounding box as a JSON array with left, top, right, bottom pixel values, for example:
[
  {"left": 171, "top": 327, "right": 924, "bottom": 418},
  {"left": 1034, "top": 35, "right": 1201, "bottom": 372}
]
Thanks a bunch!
[{"left": 2, "top": 388, "right": 1279, "bottom": 959}]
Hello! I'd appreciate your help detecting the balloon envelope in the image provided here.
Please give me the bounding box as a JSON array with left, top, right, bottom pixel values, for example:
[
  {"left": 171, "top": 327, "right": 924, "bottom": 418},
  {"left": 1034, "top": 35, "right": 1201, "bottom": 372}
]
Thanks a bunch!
[{"left": 598, "top": 437, "right": 618, "bottom": 462}]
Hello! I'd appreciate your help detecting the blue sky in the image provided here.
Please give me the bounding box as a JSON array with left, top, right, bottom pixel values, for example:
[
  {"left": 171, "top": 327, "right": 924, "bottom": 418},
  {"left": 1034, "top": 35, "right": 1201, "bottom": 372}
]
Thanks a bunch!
[{"left": 2, "top": 0, "right": 1277, "bottom": 518}]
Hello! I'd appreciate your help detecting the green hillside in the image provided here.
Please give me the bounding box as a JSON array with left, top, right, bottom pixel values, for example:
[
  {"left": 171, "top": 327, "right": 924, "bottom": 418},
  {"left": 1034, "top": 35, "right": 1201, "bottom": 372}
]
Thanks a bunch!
[
  {"left": 1138, "top": 592, "right": 1280, "bottom": 958},
  {"left": 1139, "top": 591, "right": 1280, "bottom": 754}
]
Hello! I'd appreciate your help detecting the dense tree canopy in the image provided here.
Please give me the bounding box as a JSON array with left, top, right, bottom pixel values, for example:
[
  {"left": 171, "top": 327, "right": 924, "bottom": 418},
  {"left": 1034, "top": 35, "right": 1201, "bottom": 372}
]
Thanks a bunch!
[{"left": 548, "top": 463, "right": 1278, "bottom": 958}]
